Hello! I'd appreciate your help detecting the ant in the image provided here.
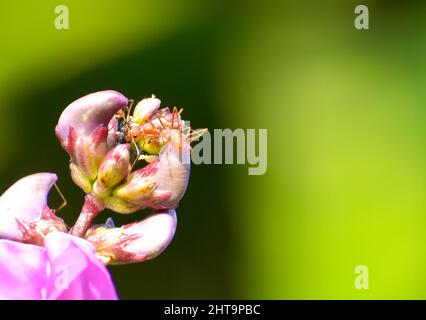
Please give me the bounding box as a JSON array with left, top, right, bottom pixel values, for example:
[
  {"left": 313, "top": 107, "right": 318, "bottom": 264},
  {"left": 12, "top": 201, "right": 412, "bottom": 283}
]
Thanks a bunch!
[{"left": 112, "top": 98, "right": 208, "bottom": 171}]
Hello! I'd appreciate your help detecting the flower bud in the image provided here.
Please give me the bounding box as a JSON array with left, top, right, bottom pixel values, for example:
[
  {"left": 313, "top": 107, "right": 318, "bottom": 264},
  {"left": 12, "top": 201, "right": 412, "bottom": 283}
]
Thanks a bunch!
[
  {"left": 112, "top": 160, "right": 158, "bottom": 205},
  {"left": 132, "top": 96, "right": 161, "bottom": 124},
  {"left": 85, "top": 209, "right": 177, "bottom": 265},
  {"left": 93, "top": 144, "right": 131, "bottom": 197}
]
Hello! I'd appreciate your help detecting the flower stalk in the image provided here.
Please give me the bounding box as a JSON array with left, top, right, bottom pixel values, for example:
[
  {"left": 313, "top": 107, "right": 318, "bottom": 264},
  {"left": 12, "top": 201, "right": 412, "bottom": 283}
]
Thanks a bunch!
[{"left": 70, "top": 194, "right": 105, "bottom": 237}]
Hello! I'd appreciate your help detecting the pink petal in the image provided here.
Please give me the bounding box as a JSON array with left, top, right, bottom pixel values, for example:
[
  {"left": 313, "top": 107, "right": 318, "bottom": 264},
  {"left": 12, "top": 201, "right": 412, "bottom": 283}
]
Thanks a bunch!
[
  {"left": 86, "top": 209, "right": 177, "bottom": 264},
  {"left": 124, "top": 208, "right": 177, "bottom": 260},
  {"left": 153, "top": 131, "right": 191, "bottom": 208},
  {"left": 55, "top": 90, "right": 128, "bottom": 143},
  {"left": 44, "top": 232, "right": 118, "bottom": 300},
  {"left": 0, "top": 173, "right": 57, "bottom": 240},
  {"left": 0, "top": 240, "right": 47, "bottom": 300},
  {"left": 0, "top": 233, "right": 118, "bottom": 300},
  {"left": 133, "top": 96, "right": 161, "bottom": 123}
]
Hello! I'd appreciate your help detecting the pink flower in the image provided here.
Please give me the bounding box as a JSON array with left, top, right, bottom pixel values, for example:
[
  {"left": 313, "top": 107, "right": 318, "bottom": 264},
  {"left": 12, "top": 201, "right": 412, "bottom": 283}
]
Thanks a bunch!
[
  {"left": 0, "top": 232, "right": 117, "bottom": 300},
  {"left": 0, "top": 89, "right": 205, "bottom": 298},
  {"left": 0, "top": 173, "right": 67, "bottom": 245},
  {"left": 0, "top": 173, "right": 117, "bottom": 300}
]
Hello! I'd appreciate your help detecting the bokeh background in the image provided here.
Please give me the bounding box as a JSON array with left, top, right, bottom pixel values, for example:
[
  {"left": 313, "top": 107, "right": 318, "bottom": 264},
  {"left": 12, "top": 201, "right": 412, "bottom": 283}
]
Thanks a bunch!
[{"left": 1, "top": 0, "right": 426, "bottom": 299}]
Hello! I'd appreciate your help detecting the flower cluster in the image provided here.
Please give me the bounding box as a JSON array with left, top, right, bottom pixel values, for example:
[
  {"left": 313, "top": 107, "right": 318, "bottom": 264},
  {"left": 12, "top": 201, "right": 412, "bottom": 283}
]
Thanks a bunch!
[{"left": 0, "top": 90, "right": 203, "bottom": 299}]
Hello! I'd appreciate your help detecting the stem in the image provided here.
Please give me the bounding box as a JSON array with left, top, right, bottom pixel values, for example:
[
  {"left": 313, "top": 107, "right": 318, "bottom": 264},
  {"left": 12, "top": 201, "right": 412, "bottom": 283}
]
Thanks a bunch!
[{"left": 70, "top": 194, "right": 104, "bottom": 237}]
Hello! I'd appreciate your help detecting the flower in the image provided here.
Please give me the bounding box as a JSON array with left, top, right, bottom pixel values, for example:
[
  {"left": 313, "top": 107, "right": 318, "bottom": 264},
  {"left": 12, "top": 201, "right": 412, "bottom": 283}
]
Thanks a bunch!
[
  {"left": 56, "top": 91, "right": 191, "bottom": 236},
  {"left": 0, "top": 173, "right": 67, "bottom": 245},
  {"left": 85, "top": 209, "right": 177, "bottom": 265},
  {"left": 0, "top": 173, "right": 117, "bottom": 299},
  {"left": 0, "top": 232, "right": 117, "bottom": 300}
]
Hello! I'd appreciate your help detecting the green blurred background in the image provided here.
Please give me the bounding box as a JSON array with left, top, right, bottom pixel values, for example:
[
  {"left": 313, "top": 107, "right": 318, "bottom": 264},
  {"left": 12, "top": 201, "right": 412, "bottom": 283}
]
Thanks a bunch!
[{"left": 1, "top": 0, "right": 426, "bottom": 299}]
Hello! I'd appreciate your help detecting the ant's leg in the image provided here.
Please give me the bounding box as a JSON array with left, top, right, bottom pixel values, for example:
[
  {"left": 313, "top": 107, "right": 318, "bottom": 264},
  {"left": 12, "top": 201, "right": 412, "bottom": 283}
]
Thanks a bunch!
[
  {"left": 130, "top": 139, "right": 141, "bottom": 172},
  {"left": 128, "top": 99, "right": 135, "bottom": 113},
  {"left": 53, "top": 183, "right": 67, "bottom": 212},
  {"left": 171, "top": 107, "right": 178, "bottom": 129}
]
